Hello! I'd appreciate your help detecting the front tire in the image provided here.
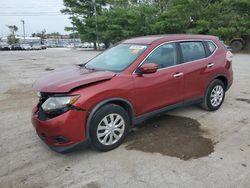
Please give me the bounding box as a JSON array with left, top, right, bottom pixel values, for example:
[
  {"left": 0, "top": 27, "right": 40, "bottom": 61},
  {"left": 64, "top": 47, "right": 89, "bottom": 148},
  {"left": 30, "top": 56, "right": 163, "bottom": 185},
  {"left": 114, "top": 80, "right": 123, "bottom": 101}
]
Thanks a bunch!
[
  {"left": 90, "top": 104, "right": 129, "bottom": 151},
  {"left": 201, "top": 79, "right": 225, "bottom": 111}
]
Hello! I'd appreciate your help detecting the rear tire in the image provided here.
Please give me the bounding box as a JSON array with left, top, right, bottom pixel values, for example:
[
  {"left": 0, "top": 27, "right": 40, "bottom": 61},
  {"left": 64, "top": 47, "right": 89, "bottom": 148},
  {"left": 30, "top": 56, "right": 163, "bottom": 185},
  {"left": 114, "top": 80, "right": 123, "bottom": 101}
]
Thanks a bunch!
[
  {"left": 201, "top": 79, "right": 225, "bottom": 111},
  {"left": 90, "top": 104, "right": 129, "bottom": 151}
]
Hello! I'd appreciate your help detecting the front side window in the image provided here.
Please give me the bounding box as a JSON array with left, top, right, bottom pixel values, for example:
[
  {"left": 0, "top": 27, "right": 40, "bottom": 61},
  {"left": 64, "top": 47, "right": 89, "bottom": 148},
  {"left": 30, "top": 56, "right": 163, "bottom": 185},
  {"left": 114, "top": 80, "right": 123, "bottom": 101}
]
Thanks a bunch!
[
  {"left": 85, "top": 44, "right": 147, "bottom": 72},
  {"left": 180, "top": 41, "right": 206, "bottom": 63},
  {"left": 144, "top": 43, "right": 177, "bottom": 69}
]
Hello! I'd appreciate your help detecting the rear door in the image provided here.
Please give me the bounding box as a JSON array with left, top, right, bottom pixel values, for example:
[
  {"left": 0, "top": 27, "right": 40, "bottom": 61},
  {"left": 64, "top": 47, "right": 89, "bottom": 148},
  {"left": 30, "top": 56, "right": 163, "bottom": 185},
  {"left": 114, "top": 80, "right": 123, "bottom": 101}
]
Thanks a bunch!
[
  {"left": 133, "top": 42, "right": 184, "bottom": 115},
  {"left": 178, "top": 41, "right": 215, "bottom": 101}
]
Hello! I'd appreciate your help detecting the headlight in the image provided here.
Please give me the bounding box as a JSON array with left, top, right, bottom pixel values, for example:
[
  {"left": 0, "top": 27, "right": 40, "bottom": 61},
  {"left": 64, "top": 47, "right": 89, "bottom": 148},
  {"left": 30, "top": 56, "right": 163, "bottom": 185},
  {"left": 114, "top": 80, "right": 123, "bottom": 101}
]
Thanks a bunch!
[{"left": 41, "top": 95, "right": 80, "bottom": 112}]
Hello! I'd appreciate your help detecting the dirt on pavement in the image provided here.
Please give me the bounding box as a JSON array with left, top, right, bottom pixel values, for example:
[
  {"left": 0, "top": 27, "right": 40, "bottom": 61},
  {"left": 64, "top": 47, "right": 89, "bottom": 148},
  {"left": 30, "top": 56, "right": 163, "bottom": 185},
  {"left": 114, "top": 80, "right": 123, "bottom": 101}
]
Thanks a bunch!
[
  {"left": 236, "top": 98, "right": 250, "bottom": 104},
  {"left": 126, "top": 115, "right": 214, "bottom": 160},
  {"left": 0, "top": 85, "right": 36, "bottom": 112}
]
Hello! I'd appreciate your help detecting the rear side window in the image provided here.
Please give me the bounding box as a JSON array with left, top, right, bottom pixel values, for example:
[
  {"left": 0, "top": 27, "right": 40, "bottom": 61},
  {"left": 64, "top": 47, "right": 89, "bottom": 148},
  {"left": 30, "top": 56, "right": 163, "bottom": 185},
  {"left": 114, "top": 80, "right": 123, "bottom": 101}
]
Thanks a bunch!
[
  {"left": 180, "top": 42, "right": 206, "bottom": 63},
  {"left": 207, "top": 41, "right": 216, "bottom": 53}
]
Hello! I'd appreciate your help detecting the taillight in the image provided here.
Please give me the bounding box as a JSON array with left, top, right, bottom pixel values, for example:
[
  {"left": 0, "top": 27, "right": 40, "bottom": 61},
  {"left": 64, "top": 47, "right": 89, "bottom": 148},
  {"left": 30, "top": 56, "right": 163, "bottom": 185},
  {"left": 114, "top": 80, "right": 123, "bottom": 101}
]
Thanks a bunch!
[
  {"left": 226, "top": 51, "right": 233, "bottom": 62},
  {"left": 226, "top": 51, "right": 233, "bottom": 69}
]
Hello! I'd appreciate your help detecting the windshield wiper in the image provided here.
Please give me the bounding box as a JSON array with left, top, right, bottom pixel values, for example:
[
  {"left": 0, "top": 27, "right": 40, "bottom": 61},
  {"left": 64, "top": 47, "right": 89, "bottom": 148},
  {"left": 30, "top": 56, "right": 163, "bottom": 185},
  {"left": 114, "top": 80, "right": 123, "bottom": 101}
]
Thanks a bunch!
[{"left": 81, "top": 64, "right": 96, "bottom": 70}]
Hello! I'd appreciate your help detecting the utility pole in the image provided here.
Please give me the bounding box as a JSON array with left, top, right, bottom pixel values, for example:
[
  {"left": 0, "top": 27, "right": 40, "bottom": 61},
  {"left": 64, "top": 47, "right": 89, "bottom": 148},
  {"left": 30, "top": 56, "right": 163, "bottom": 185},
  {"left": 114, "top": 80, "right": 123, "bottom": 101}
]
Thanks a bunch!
[
  {"left": 21, "top": 19, "right": 25, "bottom": 43},
  {"left": 73, "top": 25, "right": 76, "bottom": 48},
  {"left": 93, "top": 0, "right": 99, "bottom": 50},
  {"left": 73, "top": 14, "right": 76, "bottom": 48}
]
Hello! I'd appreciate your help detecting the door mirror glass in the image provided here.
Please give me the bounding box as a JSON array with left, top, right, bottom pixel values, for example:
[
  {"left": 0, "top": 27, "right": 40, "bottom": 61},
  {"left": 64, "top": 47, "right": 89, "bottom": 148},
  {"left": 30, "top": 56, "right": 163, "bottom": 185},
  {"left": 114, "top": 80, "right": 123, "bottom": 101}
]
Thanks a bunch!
[{"left": 139, "top": 63, "right": 158, "bottom": 74}]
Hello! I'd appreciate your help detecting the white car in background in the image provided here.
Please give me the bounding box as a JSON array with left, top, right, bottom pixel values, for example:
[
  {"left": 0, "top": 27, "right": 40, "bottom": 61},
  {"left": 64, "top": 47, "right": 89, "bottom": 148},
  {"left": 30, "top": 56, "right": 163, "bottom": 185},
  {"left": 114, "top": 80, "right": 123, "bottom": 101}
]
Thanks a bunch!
[
  {"left": 32, "top": 44, "right": 42, "bottom": 50},
  {"left": 67, "top": 43, "right": 75, "bottom": 48},
  {"left": 82, "top": 42, "right": 94, "bottom": 48},
  {"left": 0, "top": 42, "right": 11, "bottom": 50},
  {"left": 20, "top": 44, "right": 32, "bottom": 50}
]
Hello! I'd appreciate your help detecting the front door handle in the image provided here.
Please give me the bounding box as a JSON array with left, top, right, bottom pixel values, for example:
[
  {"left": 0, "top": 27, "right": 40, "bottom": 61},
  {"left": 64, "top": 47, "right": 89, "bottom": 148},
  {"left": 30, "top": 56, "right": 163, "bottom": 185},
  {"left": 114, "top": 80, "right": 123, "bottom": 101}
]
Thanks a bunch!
[
  {"left": 207, "top": 63, "right": 214, "bottom": 68},
  {"left": 173, "top": 72, "right": 184, "bottom": 78}
]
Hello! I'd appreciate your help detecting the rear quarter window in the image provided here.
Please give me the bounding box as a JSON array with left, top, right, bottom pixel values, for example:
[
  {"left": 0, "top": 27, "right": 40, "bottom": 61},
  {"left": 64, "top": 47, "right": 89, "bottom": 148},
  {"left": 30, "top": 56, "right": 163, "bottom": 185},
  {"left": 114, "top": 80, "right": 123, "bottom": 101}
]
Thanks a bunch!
[
  {"left": 180, "top": 41, "right": 206, "bottom": 63},
  {"left": 207, "top": 41, "right": 217, "bottom": 54}
]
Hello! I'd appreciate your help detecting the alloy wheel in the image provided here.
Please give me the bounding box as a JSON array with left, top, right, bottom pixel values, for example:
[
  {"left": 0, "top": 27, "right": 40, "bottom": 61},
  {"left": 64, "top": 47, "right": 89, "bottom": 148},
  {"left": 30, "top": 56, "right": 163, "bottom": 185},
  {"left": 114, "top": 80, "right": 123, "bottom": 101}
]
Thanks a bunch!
[
  {"left": 210, "top": 85, "right": 224, "bottom": 107},
  {"left": 97, "top": 113, "right": 125, "bottom": 145}
]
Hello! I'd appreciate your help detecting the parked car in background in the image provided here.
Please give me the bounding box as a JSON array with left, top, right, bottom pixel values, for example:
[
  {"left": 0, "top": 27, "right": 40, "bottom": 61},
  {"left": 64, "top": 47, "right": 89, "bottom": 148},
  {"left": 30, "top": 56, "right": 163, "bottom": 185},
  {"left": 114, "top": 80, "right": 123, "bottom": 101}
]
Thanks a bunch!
[
  {"left": 32, "top": 34, "right": 233, "bottom": 153},
  {"left": 82, "top": 42, "right": 91, "bottom": 48},
  {"left": 45, "top": 43, "right": 56, "bottom": 48},
  {"left": 56, "top": 44, "right": 65, "bottom": 48},
  {"left": 32, "top": 44, "right": 42, "bottom": 50},
  {"left": 226, "top": 36, "right": 248, "bottom": 52},
  {"left": 20, "top": 44, "right": 32, "bottom": 50},
  {"left": 0, "top": 43, "right": 10, "bottom": 50},
  {"left": 220, "top": 40, "right": 232, "bottom": 52},
  {"left": 82, "top": 42, "right": 95, "bottom": 48},
  {"left": 67, "top": 43, "right": 75, "bottom": 48},
  {"left": 11, "top": 44, "right": 22, "bottom": 50},
  {"left": 98, "top": 43, "right": 106, "bottom": 49},
  {"left": 41, "top": 44, "right": 47, "bottom": 50}
]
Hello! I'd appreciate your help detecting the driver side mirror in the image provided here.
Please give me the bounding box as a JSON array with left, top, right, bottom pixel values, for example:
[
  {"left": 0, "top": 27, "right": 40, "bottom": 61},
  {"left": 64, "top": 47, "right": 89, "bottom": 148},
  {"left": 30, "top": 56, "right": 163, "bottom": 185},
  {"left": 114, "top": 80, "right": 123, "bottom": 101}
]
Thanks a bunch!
[{"left": 138, "top": 63, "right": 158, "bottom": 74}]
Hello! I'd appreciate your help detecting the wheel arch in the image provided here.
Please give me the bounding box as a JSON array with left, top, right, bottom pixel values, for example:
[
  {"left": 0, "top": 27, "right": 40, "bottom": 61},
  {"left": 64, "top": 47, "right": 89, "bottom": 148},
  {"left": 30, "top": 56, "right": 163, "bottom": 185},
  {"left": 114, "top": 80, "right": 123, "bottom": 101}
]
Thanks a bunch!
[
  {"left": 85, "top": 98, "right": 135, "bottom": 141},
  {"left": 214, "top": 75, "right": 228, "bottom": 90},
  {"left": 204, "top": 74, "right": 229, "bottom": 98},
  {"left": 229, "top": 38, "right": 245, "bottom": 45}
]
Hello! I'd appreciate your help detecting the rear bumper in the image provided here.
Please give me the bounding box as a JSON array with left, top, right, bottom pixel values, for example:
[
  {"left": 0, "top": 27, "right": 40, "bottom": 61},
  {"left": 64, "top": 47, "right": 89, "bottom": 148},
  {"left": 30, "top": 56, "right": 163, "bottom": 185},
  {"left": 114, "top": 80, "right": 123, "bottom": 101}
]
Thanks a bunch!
[
  {"left": 32, "top": 106, "right": 89, "bottom": 152},
  {"left": 227, "top": 69, "right": 233, "bottom": 91}
]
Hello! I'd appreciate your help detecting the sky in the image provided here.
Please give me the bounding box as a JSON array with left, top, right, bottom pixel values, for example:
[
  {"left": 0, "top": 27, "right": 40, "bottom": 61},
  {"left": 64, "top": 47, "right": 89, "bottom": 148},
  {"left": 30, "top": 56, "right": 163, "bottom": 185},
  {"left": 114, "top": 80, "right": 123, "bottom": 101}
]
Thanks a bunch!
[{"left": 0, "top": 0, "right": 72, "bottom": 37}]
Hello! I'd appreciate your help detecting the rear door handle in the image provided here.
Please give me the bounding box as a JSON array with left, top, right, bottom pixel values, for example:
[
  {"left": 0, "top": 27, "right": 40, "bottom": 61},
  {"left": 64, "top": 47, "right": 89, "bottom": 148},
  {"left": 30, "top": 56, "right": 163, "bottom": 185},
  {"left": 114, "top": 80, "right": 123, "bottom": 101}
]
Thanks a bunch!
[
  {"left": 207, "top": 63, "right": 214, "bottom": 68},
  {"left": 173, "top": 72, "right": 184, "bottom": 78}
]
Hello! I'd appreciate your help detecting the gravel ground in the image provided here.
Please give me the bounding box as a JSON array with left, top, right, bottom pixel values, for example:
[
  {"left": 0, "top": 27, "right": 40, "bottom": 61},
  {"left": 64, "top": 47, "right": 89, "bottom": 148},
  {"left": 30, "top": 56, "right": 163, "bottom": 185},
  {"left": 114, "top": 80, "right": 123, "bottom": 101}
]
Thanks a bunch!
[{"left": 0, "top": 48, "right": 250, "bottom": 188}]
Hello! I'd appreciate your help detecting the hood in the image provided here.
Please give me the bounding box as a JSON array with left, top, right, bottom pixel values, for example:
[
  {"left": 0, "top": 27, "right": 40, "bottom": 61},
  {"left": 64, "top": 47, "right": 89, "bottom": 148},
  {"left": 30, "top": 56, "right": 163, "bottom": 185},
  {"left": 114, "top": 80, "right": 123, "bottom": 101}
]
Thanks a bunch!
[{"left": 33, "top": 65, "right": 116, "bottom": 93}]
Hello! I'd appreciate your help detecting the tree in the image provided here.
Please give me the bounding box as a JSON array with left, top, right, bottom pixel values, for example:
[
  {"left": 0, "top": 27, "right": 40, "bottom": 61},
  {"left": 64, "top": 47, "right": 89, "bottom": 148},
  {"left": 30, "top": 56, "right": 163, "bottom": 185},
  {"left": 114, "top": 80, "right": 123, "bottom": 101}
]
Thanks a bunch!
[
  {"left": 7, "top": 35, "right": 19, "bottom": 45},
  {"left": 184, "top": 0, "right": 250, "bottom": 41},
  {"left": 32, "top": 29, "right": 46, "bottom": 43},
  {"left": 6, "top": 25, "right": 18, "bottom": 44},
  {"left": 79, "top": 4, "right": 159, "bottom": 47},
  {"left": 152, "top": 0, "right": 171, "bottom": 12},
  {"left": 153, "top": 0, "right": 213, "bottom": 34},
  {"left": 61, "top": 0, "right": 106, "bottom": 18},
  {"left": 61, "top": 0, "right": 250, "bottom": 49},
  {"left": 7, "top": 25, "right": 18, "bottom": 35},
  {"left": 61, "top": 0, "right": 107, "bottom": 49}
]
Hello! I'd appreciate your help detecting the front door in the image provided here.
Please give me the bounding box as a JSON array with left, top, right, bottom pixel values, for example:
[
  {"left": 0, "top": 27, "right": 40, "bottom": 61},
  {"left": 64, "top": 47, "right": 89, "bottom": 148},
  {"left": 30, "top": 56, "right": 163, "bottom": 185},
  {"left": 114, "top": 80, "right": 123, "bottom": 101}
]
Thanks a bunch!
[{"left": 133, "top": 42, "right": 184, "bottom": 116}]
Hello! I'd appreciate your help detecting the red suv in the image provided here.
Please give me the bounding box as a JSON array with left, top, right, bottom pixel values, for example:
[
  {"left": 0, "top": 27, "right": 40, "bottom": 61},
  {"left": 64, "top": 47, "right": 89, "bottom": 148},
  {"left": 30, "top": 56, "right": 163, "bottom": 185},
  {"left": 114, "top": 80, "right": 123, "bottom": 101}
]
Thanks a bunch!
[{"left": 32, "top": 34, "right": 233, "bottom": 152}]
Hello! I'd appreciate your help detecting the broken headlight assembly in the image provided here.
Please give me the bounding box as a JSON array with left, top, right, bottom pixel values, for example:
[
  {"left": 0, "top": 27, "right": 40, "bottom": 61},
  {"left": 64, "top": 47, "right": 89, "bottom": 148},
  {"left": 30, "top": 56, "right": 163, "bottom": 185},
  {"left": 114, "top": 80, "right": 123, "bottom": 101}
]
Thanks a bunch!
[{"left": 39, "top": 95, "right": 80, "bottom": 119}]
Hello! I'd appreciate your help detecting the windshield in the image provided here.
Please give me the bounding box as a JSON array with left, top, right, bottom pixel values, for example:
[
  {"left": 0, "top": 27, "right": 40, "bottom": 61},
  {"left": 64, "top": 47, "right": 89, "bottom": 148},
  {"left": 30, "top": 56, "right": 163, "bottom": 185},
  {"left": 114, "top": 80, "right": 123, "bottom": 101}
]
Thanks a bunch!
[{"left": 85, "top": 44, "right": 147, "bottom": 72}]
